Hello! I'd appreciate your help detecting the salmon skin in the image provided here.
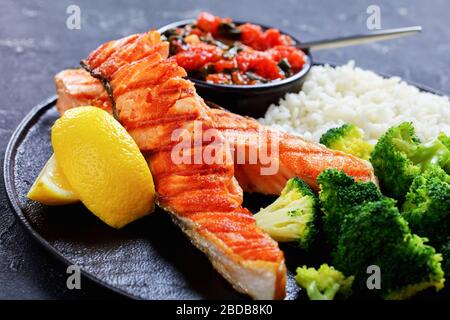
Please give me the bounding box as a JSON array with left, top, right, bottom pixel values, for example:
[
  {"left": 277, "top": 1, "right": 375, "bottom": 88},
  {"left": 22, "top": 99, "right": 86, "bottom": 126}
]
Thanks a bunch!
[
  {"left": 78, "top": 31, "right": 286, "bottom": 300},
  {"left": 55, "top": 68, "right": 376, "bottom": 194}
]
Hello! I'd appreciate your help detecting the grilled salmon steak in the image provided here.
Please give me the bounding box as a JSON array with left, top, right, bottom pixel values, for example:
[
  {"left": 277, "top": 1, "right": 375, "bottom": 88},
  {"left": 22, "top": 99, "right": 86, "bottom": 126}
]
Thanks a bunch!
[
  {"left": 55, "top": 69, "right": 377, "bottom": 194},
  {"left": 79, "top": 31, "right": 286, "bottom": 300}
]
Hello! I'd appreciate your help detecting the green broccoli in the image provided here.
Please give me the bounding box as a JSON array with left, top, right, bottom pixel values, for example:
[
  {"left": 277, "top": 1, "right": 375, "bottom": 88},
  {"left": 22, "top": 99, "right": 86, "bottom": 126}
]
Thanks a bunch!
[
  {"left": 254, "top": 177, "right": 318, "bottom": 249},
  {"left": 320, "top": 124, "right": 374, "bottom": 160},
  {"left": 317, "top": 169, "right": 386, "bottom": 246},
  {"left": 370, "top": 122, "right": 450, "bottom": 201},
  {"left": 317, "top": 170, "right": 445, "bottom": 299},
  {"left": 295, "top": 264, "right": 354, "bottom": 300},
  {"left": 333, "top": 198, "right": 445, "bottom": 299},
  {"left": 401, "top": 166, "right": 450, "bottom": 247}
]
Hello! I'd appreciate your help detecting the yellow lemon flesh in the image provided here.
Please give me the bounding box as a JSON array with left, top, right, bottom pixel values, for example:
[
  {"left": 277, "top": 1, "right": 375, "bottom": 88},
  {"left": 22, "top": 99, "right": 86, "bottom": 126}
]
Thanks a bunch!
[
  {"left": 51, "top": 106, "right": 155, "bottom": 228},
  {"left": 27, "top": 154, "right": 78, "bottom": 205}
]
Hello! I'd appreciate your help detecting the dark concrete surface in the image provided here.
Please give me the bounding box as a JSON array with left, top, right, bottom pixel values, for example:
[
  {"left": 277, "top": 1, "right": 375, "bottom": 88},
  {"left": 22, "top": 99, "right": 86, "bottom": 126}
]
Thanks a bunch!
[{"left": 0, "top": 0, "right": 449, "bottom": 299}]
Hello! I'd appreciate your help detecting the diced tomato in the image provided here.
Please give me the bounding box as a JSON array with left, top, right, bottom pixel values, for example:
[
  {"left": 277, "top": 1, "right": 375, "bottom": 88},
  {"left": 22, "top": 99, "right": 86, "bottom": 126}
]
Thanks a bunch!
[
  {"left": 264, "top": 29, "right": 283, "bottom": 48},
  {"left": 196, "top": 12, "right": 221, "bottom": 35},
  {"left": 237, "top": 51, "right": 282, "bottom": 80},
  {"left": 235, "top": 51, "right": 252, "bottom": 72},
  {"left": 174, "top": 43, "right": 222, "bottom": 71},
  {"left": 206, "top": 73, "right": 232, "bottom": 84},
  {"left": 215, "top": 59, "right": 235, "bottom": 72},
  {"left": 268, "top": 45, "right": 305, "bottom": 72},
  {"left": 239, "top": 24, "right": 296, "bottom": 51},
  {"left": 239, "top": 23, "right": 265, "bottom": 50},
  {"left": 287, "top": 50, "right": 305, "bottom": 71}
]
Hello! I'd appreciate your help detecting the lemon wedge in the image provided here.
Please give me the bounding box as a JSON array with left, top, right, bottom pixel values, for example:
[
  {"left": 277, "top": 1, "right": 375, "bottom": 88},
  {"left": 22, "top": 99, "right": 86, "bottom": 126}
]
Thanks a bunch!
[
  {"left": 27, "top": 154, "right": 78, "bottom": 205},
  {"left": 28, "top": 106, "right": 156, "bottom": 229}
]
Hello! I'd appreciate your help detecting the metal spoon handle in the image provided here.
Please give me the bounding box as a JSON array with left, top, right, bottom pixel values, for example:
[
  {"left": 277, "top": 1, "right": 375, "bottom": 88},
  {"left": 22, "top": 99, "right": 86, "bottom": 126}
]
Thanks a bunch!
[{"left": 297, "top": 26, "right": 422, "bottom": 50}]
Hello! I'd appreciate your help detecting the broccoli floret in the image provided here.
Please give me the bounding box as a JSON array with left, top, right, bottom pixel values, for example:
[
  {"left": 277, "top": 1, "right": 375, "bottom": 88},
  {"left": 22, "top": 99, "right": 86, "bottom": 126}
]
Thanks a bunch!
[
  {"left": 254, "top": 177, "right": 318, "bottom": 249},
  {"left": 317, "top": 169, "right": 386, "bottom": 246},
  {"left": 371, "top": 122, "right": 450, "bottom": 201},
  {"left": 332, "top": 199, "right": 408, "bottom": 285},
  {"left": 401, "top": 166, "right": 450, "bottom": 247},
  {"left": 333, "top": 199, "right": 445, "bottom": 299},
  {"left": 320, "top": 124, "right": 374, "bottom": 160},
  {"left": 383, "top": 235, "right": 445, "bottom": 300},
  {"left": 295, "top": 264, "right": 354, "bottom": 300}
]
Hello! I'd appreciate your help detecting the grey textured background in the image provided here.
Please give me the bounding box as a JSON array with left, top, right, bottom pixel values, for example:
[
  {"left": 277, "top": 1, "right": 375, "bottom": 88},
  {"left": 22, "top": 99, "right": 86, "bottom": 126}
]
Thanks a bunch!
[{"left": 0, "top": 0, "right": 449, "bottom": 299}]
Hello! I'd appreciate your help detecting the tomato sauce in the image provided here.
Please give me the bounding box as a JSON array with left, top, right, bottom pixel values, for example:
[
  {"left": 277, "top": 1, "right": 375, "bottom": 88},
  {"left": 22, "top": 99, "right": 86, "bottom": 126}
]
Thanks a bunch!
[{"left": 164, "top": 12, "right": 307, "bottom": 85}]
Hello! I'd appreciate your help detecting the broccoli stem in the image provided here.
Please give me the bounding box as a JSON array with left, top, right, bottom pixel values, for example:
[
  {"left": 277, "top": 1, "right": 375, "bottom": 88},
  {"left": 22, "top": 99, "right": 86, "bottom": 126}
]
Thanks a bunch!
[{"left": 306, "top": 281, "right": 341, "bottom": 300}]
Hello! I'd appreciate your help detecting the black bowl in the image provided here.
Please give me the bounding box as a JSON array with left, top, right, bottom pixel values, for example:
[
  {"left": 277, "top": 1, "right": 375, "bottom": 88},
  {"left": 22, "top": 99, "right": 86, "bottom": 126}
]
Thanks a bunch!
[{"left": 158, "top": 19, "right": 312, "bottom": 118}]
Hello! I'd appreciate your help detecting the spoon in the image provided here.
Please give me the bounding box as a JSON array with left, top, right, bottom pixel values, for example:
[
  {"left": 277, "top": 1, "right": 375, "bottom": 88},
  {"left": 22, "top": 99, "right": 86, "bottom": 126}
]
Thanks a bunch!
[{"left": 297, "top": 26, "right": 422, "bottom": 50}]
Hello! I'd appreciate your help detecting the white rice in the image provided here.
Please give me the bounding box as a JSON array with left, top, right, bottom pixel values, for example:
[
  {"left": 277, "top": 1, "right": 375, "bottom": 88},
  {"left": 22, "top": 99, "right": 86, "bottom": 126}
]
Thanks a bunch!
[{"left": 259, "top": 61, "right": 450, "bottom": 144}]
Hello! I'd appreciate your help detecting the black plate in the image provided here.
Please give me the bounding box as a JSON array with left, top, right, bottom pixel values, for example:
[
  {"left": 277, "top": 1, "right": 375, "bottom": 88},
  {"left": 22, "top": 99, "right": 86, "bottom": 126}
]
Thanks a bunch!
[
  {"left": 4, "top": 75, "right": 448, "bottom": 300},
  {"left": 3, "top": 96, "right": 304, "bottom": 299}
]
